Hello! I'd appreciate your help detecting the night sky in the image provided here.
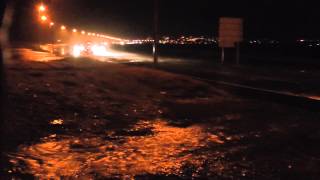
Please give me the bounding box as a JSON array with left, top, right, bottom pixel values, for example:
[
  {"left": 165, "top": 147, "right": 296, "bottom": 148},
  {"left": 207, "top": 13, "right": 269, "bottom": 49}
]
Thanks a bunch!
[{"left": 8, "top": 0, "right": 320, "bottom": 40}]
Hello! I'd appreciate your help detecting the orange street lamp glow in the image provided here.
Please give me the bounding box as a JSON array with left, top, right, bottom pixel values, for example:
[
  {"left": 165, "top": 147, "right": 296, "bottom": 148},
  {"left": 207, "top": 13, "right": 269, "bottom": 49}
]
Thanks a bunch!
[
  {"left": 40, "top": 15, "right": 47, "bottom": 22},
  {"left": 50, "top": 22, "right": 54, "bottom": 26},
  {"left": 61, "top": 25, "right": 66, "bottom": 30},
  {"left": 38, "top": 4, "right": 46, "bottom": 12},
  {"left": 81, "top": 30, "right": 86, "bottom": 35},
  {"left": 72, "top": 29, "right": 77, "bottom": 33}
]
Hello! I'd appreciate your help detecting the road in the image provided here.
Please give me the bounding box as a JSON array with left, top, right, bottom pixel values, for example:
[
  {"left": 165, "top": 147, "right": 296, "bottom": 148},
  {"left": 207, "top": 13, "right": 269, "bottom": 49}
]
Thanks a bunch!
[
  {"left": 2, "top": 48, "right": 320, "bottom": 179},
  {"left": 83, "top": 46, "right": 320, "bottom": 104},
  {"left": 9, "top": 47, "right": 320, "bottom": 108}
]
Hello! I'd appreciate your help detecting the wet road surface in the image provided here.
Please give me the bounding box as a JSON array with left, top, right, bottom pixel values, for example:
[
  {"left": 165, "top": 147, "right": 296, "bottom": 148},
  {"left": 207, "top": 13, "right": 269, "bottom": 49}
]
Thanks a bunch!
[
  {"left": 2, "top": 48, "right": 320, "bottom": 179},
  {"left": 8, "top": 120, "right": 225, "bottom": 178}
]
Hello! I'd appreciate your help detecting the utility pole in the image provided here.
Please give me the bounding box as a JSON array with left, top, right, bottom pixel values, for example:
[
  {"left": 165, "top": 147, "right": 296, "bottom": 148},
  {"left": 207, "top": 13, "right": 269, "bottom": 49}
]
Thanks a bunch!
[{"left": 153, "top": 0, "right": 159, "bottom": 64}]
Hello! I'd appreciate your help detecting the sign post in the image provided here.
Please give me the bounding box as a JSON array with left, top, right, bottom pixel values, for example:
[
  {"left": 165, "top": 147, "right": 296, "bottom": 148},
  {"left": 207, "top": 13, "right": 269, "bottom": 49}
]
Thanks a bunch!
[
  {"left": 221, "top": 47, "right": 225, "bottom": 64},
  {"left": 153, "top": 0, "right": 159, "bottom": 64},
  {"left": 218, "top": 17, "right": 243, "bottom": 64},
  {"left": 236, "top": 42, "right": 240, "bottom": 64}
]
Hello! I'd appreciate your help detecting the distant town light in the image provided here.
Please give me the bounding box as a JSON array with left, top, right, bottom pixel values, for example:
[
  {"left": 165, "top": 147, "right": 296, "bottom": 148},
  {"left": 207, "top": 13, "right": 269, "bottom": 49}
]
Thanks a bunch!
[
  {"left": 72, "top": 29, "right": 77, "bottom": 33},
  {"left": 61, "top": 25, "right": 66, "bottom": 30}
]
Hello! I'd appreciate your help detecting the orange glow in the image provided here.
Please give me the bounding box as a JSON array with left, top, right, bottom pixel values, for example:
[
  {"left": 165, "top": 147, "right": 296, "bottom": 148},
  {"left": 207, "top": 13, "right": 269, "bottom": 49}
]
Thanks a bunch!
[
  {"left": 8, "top": 120, "right": 225, "bottom": 178},
  {"left": 38, "top": 4, "right": 46, "bottom": 12},
  {"left": 61, "top": 48, "right": 65, "bottom": 55},
  {"left": 81, "top": 30, "right": 86, "bottom": 35},
  {"left": 40, "top": 15, "right": 47, "bottom": 22},
  {"left": 50, "top": 119, "right": 64, "bottom": 125},
  {"left": 12, "top": 48, "right": 64, "bottom": 62},
  {"left": 72, "top": 44, "right": 85, "bottom": 57},
  {"left": 60, "top": 25, "right": 66, "bottom": 30},
  {"left": 50, "top": 22, "right": 54, "bottom": 26},
  {"left": 72, "top": 29, "right": 77, "bottom": 33}
]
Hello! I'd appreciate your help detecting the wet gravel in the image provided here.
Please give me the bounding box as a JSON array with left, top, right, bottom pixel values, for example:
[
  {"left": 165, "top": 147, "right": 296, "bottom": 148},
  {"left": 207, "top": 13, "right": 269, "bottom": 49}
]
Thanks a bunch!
[{"left": 1, "top": 49, "right": 320, "bottom": 179}]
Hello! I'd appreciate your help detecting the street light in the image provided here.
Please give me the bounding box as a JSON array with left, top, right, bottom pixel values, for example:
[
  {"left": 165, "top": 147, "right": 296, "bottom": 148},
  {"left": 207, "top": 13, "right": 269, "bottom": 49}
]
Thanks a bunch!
[
  {"left": 72, "top": 29, "right": 77, "bottom": 33},
  {"left": 40, "top": 15, "right": 48, "bottom": 22},
  {"left": 81, "top": 30, "right": 86, "bottom": 35},
  {"left": 50, "top": 22, "right": 54, "bottom": 27},
  {"left": 38, "top": 4, "right": 46, "bottom": 12},
  {"left": 61, "top": 25, "right": 66, "bottom": 30}
]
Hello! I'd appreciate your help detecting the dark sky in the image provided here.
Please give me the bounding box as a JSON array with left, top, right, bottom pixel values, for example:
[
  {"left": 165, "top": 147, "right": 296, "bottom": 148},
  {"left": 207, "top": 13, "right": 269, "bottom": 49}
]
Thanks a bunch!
[{"left": 9, "top": 0, "right": 320, "bottom": 40}]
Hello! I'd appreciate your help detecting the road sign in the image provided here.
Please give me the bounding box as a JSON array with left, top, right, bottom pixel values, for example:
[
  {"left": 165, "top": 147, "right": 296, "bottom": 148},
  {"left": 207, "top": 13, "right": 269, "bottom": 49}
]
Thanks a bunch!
[{"left": 219, "top": 17, "right": 243, "bottom": 48}]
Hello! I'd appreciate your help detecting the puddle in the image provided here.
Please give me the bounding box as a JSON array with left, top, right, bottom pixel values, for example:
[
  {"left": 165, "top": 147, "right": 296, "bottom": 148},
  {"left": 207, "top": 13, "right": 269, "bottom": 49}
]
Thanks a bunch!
[
  {"left": 8, "top": 120, "right": 224, "bottom": 179},
  {"left": 13, "top": 48, "right": 64, "bottom": 62}
]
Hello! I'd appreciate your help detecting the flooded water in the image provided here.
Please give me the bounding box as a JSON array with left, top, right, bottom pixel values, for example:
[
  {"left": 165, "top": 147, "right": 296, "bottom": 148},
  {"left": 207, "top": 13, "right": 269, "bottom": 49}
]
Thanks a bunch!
[
  {"left": 12, "top": 48, "right": 65, "bottom": 62},
  {"left": 7, "top": 120, "right": 225, "bottom": 179}
]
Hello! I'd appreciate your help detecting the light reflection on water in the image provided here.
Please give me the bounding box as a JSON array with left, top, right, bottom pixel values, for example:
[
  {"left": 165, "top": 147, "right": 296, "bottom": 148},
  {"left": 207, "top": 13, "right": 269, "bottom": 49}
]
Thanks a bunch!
[
  {"left": 13, "top": 48, "right": 64, "bottom": 62},
  {"left": 9, "top": 120, "right": 224, "bottom": 179}
]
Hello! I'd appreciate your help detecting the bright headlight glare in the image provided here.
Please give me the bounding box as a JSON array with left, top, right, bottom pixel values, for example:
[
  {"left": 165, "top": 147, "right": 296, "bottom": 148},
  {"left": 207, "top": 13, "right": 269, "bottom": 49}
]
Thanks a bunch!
[
  {"left": 72, "top": 45, "right": 85, "bottom": 57},
  {"left": 91, "top": 45, "right": 108, "bottom": 56}
]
